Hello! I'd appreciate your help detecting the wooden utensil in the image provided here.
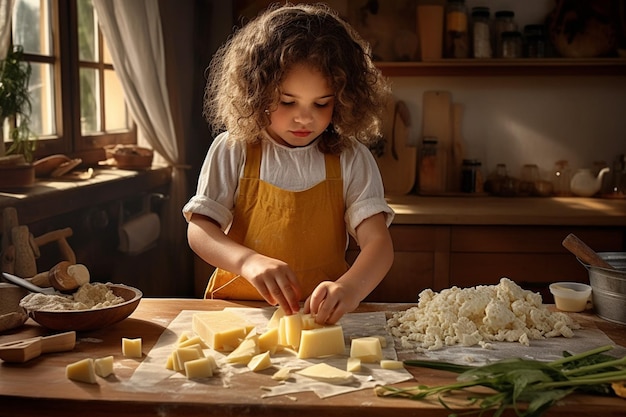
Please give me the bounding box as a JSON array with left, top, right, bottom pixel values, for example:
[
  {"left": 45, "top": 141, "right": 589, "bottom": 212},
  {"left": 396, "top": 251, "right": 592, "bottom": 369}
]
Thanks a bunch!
[
  {"left": 0, "top": 331, "right": 76, "bottom": 363},
  {"left": 562, "top": 233, "right": 614, "bottom": 269}
]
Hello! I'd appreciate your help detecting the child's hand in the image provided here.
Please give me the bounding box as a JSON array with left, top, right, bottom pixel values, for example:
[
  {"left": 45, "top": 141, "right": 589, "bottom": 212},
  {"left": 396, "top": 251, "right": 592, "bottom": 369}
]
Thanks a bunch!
[
  {"left": 303, "top": 281, "right": 361, "bottom": 325},
  {"left": 241, "top": 254, "right": 302, "bottom": 315}
]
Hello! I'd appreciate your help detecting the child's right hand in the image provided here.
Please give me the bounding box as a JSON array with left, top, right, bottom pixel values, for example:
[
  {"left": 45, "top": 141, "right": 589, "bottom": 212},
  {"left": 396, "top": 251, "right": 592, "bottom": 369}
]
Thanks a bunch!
[{"left": 241, "top": 254, "right": 302, "bottom": 315}]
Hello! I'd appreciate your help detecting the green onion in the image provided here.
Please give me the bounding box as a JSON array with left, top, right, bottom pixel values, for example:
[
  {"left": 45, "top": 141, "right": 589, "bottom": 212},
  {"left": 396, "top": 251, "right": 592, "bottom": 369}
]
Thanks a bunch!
[{"left": 375, "top": 345, "right": 626, "bottom": 417}]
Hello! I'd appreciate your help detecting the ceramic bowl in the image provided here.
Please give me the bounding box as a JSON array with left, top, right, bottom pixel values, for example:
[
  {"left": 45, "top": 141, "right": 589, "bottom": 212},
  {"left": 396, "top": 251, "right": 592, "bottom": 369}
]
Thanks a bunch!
[
  {"left": 27, "top": 284, "right": 142, "bottom": 331},
  {"left": 549, "top": 282, "right": 592, "bottom": 312}
]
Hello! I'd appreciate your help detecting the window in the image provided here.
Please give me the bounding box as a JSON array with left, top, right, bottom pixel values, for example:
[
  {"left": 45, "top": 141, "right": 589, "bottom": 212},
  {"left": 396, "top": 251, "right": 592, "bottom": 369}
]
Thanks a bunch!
[{"left": 9, "top": 0, "right": 135, "bottom": 164}]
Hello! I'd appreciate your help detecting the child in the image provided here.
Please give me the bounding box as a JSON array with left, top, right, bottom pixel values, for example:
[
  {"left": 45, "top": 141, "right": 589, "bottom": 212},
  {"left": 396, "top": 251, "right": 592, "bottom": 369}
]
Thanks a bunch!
[{"left": 183, "top": 3, "right": 394, "bottom": 325}]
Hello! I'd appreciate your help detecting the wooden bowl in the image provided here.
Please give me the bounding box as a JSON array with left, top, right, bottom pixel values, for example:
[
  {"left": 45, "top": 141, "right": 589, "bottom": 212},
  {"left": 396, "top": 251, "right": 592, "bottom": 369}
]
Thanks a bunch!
[
  {"left": 28, "top": 284, "right": 142, "bottom": 331},
  {"left": 113, "top": 146, "right": 153, "bottom": 169}
]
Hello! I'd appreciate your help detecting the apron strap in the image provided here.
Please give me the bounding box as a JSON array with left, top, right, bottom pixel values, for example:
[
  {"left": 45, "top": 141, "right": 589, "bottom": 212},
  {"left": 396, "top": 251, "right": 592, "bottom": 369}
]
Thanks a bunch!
[{"left": 243, "top": 142, "right": 262, "bottom": 179}]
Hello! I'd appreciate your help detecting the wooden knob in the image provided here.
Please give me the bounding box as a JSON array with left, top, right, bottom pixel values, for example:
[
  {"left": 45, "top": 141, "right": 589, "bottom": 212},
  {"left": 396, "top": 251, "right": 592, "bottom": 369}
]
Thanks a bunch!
[{"left": 562, "top": 233, "right": 613, "bottom": 269}]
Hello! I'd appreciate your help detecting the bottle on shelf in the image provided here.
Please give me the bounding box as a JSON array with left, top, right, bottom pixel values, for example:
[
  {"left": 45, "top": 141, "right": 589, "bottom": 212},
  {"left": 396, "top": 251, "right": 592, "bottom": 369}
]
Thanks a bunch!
[
  {"left": 444, "top": 0, "right": 469, "bottom": 58},
  {"left": 494, "top": 10, "right": 517, "bottom": 58},
  {"left": 471, "top": 7, "right": 492, "bottom": 59}
]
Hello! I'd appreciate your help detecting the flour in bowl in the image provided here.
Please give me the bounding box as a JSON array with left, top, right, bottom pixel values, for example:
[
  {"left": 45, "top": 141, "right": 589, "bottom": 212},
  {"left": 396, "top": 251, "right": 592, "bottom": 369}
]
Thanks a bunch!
[{"left": 19, "top": 283, "right": 125, "bottom": 311}]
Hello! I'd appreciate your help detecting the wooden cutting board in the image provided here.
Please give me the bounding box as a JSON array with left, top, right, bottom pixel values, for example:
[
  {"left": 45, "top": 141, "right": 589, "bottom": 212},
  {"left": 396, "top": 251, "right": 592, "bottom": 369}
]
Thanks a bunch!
[
  {"left": 421, "top": 91, "right": 452, "bottom": 193},
  {"left": 375, "top": 99, "right": 416, "bottom": 195}
]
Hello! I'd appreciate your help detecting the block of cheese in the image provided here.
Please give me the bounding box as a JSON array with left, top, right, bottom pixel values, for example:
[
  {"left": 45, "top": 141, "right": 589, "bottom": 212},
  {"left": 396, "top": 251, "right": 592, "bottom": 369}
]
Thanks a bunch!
[
  {"left": 258, "top": 327, "right": 279, "bottom": 354},
  {"left": 297, "top": 325, "right": 346, "bottom": 359},
  {"left": 192, "top": 311, "right": 255, "bottom": 351},
  {"left": 225, "top": 336, "right": 259, "bottom": 364},
  {"left": 296, "top": 363, "right": 354, "bottom": 384},
  {"left": 122, "top": 337, "right": 142, "bottom": 358},
  {"left": 184, "top": 357, "right": 214, "bottom": 378},
  {"left": 350, "top": 337, "right": 382, "bottom": 363},
  {"left": 380, "top": 359, "right": 404, "bottom": 370},
  {"left": 247, "top": 351, "right": 271, "bottom": 372},
  {"left": 346, "top": 357, "right": 361, "bottom": 372},
  {"left": 66, "top": 358, "right": 97, "bottom": 384},
  {"left": 94, "top": 356, "right": 114, "bottom": 377},
  {"left": 282, "top": 313, "right": 303, "bottom": 349}
]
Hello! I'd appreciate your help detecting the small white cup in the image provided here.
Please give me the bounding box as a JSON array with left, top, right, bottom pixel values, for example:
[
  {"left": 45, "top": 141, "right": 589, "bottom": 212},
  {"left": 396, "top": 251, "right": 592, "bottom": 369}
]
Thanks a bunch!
[{"left": 549, "top": 282, "right": 592, "bottom": 312}]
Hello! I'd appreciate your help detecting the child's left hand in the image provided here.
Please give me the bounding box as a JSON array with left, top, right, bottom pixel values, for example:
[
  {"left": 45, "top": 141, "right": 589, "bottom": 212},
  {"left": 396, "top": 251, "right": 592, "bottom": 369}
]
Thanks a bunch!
[{"left": 302, "top": 281, "right": 361, "bottom": 325}]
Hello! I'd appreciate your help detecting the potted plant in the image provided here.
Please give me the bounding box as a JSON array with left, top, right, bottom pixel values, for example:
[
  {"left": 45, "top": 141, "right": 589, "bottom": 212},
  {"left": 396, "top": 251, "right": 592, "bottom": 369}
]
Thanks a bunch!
[{"left": 0, "top": 45, "right": 36, "bottom": 187}]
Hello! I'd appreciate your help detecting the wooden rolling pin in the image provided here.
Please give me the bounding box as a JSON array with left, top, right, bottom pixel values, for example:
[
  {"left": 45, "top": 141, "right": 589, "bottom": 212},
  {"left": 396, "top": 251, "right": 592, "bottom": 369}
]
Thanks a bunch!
[
  {"left": 0, "top": 331, "right": 76, "bottom": 363},
  {"left": 562, "top": 233, "right": 614, "bottom": 269}
]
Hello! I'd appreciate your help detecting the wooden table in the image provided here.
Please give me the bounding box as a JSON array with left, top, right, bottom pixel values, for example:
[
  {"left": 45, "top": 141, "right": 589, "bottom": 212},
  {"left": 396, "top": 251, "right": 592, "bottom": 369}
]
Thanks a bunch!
[{"left": 1, "top": 299, "right": 625, "bottom": 417}]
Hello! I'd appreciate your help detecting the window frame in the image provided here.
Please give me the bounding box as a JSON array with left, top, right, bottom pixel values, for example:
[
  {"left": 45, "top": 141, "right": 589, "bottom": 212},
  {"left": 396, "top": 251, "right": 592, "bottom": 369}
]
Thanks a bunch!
[{"left": 14, "top": 0, "right": 135, "bottom": 165}]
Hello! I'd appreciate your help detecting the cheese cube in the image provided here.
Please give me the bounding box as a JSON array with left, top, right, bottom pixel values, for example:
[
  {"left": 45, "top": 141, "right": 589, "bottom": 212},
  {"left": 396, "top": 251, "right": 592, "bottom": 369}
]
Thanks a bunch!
[
  {"left": 94, "top": 356, "right": 114, "bottom": 377},
  {"left": 258, "top": 327, "right": 279, "bottom": 354},
  {"left": 282, "top": 313, "right": 303, "bottom": 349},
  {"left": 247, "top": 351, "right": 271, "bottom": 372},
  {"left": 296, "top": 363, "right": 354, "bottom": 384},
  {"left": 267, "top": 307, "right": 286, "bottom": 328},
  {"left": 346, "top": 357, "right": 361, "bottom": 372},
  {"left": 192, "top": 311, "right": 255, "bottom": 351},
  {"left": 225, "top": 336, "right": 259, "bottom": 364},
  {"left": 175, "top": 347, "right": 203, "bottom": 371},
  {"left": 184, "top": 357, "right": 214, "bottom": 378},
  {"left": 178, "top": 335, "right": 208, "bottom": 349},
  {"left": 350, "top": 337, "right": 382, "bottom": 363},
  {"left": 66, "top": 358, "right": 97, "bottom": 384},
  {"left": 271, "top": 367, "right": 291, "bottom": 381},
  {"left": 122, "top": 337, "right": 142, "bottom": 358},
  {"left": 301, "top": 313, "right": 322, "bottom": 330},
  {"left": 380, "top": 360, "right": 404, "bottom": 370},
  {"left": 166, "top": 353, "right": 175, "bottom": 370},
  {"left": 297, "top": 325, "right": 346, "bottom": 359}
]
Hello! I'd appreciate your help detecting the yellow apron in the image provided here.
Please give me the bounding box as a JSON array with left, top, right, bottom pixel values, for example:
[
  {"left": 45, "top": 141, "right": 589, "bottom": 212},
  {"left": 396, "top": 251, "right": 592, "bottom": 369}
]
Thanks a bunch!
[{"left": 205, "top": 142, "right": 349, "bottom": 300}]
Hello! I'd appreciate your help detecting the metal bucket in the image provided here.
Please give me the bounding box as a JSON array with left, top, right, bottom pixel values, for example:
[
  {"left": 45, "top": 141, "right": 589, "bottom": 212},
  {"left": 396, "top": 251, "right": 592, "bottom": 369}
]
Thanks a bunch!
[{"left": 582, "top": 252, "right": 626, "bottom": 326}]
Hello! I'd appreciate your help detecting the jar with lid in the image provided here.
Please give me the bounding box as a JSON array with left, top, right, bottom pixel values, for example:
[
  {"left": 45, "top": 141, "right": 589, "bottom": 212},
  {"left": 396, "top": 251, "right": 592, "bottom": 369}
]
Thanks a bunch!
[
  {"left": 461, "top": 159, "right": 483, "bottom": 193},
  {"left": 444, "top": 0, "right": 469, "bottom": 58},
  {"left": 485, "top": 163, "right": 508, "bottom": 195},
  {"left": 419, "top": 137, "right": 447, "bottom": 194},
  {"left": 501, "top": 31, "right": 522, "bottom": 58},
  {"left": 471, "top": 7, "right": 492, "bottom": 58},
  {"left": 494, "top": 10, "right": 517, "bottom": 58},
  {"left": 523, "top": 24, "right": 546, "bottom": 58}
]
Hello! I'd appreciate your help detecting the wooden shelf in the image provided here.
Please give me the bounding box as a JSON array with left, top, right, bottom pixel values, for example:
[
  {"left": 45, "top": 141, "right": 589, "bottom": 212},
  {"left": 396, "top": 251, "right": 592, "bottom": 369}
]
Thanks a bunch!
[{"left": 376, "top": 58, "right": 626, "bottom": 77}]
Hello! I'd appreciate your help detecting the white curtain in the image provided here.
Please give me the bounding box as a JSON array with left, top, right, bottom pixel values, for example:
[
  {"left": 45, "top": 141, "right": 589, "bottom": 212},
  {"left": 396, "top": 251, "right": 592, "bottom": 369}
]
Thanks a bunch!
[
  {"left": 93, "top": 0, "right": 190, "bottom": 289},
  {"left": 0, "top": 0, "right": 13, "bottom": 59}
]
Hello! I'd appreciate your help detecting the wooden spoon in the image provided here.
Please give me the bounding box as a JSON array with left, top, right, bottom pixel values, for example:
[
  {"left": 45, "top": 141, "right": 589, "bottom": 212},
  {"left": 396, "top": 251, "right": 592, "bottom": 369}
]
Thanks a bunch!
[
  {"left": 562, "top": 233, "right": 614, "bottom": 269},
  {"left": 0, "top": 331, "right": 76, "bottom": 363}
]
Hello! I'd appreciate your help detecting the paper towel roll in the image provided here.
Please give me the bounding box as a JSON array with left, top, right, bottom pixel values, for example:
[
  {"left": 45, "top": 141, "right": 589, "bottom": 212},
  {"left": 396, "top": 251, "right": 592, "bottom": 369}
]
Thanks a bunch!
[{"left": 118, "top": 212, "right": 161, "bottom": 255}]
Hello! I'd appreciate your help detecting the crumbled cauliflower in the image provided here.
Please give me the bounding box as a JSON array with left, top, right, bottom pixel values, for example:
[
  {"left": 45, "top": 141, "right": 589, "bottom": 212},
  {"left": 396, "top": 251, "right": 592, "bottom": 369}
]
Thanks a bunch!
[{"left": 387, "top": 277, "right": 581, "bottom": 350}]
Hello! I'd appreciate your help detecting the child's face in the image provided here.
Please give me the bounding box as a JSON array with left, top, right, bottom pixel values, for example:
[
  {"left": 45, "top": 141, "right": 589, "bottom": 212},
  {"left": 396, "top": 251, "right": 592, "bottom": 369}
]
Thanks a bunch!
[{"left": 266, "top": 64, "right": 334, "bottom": 148}]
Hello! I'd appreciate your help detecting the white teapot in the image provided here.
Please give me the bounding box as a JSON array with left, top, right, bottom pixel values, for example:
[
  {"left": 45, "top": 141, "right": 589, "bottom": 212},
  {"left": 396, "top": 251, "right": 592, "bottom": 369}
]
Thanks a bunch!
[{"left": 570, "top": 167, "right": 610, "bottom": 197}]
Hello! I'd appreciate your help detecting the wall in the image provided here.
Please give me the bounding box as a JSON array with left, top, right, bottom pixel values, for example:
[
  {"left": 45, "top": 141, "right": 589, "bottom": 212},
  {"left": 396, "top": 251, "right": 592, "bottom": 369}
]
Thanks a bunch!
[{"left": 205, "top": 0, "right": 625, "bottom": 182}]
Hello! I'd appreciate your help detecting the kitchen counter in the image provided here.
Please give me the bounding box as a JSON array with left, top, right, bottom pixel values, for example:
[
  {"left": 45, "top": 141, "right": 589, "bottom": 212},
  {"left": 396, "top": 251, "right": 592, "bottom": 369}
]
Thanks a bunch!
[
  {"left": 1, "top": 298, "right": 624, "bottom": 417},
  {"left": 386, "top": 195, "right": 626, "bottom": 226}
]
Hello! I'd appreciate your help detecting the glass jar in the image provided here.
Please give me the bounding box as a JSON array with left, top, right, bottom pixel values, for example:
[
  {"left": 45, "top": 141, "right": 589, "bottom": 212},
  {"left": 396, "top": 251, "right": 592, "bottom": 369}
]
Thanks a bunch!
[
  {"left": 444, "top": 0, "right": 469, "bottom": 58},
  {"left": 524, "top": 24, "right": 546, "bottom": 58},
  {"left": 494, "top": 10, "right": 517, "bottom": 58},
  {"left": 471, "top": 7, "right": 492, "bottom": 58},
  {"left": 501, "top": 31, "right": 522, "bottom": 58},
  {"left": 461, "top": 159, "right": 483, "bottom": 193},
  {"left": 419, "top": 137, "right": 446, "bottom": 194}
]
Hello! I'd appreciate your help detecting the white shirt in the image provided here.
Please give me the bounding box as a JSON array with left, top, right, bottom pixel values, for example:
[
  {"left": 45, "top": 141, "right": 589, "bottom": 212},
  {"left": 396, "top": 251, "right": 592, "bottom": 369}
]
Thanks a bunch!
[{"left": 182, "top": 131, "right": 394, "bottom": 240}]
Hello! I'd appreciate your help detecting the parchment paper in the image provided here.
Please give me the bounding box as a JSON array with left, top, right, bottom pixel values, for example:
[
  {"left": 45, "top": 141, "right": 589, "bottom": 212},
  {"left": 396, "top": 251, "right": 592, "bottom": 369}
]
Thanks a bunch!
[
  {"left": 122, "top": 307, "right": 413, "bottom": 399},
  {"left": 395, "top": 323, "right": 626, "bottom": 365}
]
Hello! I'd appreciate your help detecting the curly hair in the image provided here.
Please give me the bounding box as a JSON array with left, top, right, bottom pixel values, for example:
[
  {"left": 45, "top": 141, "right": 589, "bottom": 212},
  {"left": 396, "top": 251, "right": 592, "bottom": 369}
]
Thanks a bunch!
[{"left": 203, "top": 2, "right": 391, "bottom": 154}]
